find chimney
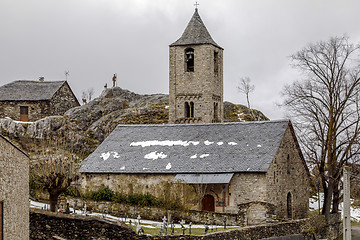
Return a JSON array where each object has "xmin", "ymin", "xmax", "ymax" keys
[{"xmin": 39, "ymin": 77, "xmax": 44, "ymax": 82}]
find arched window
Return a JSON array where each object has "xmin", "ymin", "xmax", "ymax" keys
[
  {"xmin": 287, "ymin": 192, "xmax": 293, "ymax": 219},
  {"xmin": 190, "ymin": 102, "xmax": 194, "ymax": 117},
  {"xmin": 185, "ymin": 48, "xmax": 194, "ymax": 72},
  {"xmin": 185, "ymin": 102, "xmax": 190, "ymax": 118}
]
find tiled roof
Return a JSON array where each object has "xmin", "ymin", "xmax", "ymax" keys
[
  {"xmin": 170, "ymin": 9, "xmax": 222, "ymax": 49},
  {"xmin": 80, "ymin": 120, "xmax": 290, "ymax": 174},
  {"xmin": 0, "ymin": 80, "xmax": 65, "ymax": 101}
]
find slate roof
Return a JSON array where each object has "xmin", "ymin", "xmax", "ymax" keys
[
  {"xmin": 80, "ymin": 120, "xmax": 291, "ymax": 174},
  {"xmin": 170, "ymin": 9, "xmax": 222, "ymax": 49},
  {"xmin": 0, "ymin": 80, "xmax": 65, "ymax": 101}
]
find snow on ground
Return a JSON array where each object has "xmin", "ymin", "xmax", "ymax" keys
[
  {"xmin": 29, "ymin": 200, "xmax": 238, "ymax": 229},
  {"xmin": 310, "ymin": 193, "xmax": 360, "ymax": 222}
]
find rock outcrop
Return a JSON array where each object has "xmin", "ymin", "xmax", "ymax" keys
[{"xmin": 0, "ymin": 87, "xmax": 267, "ymax": 155}]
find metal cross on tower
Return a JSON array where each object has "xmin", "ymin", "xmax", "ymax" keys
[{"xmin": 194, "ymin": 1, "xmax": 199, "ymax": 9}]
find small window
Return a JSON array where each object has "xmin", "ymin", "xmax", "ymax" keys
[
  {"xmin": 287, "ymin": 154, "xmax": 290, "ymax": 174},
  {"xmin": 185, "ymin": 102, "xmax": 190, "ymax": 118},
  {"xmin": 213, "ymin": 102, "xmax": 218, "ymax": 120},
  {"xmin": 214, "ymin": 51, "xmax": 219, "ymax": 73},
  {"xmin": 185, "ymin": 48, "xmax": 194, "ymax": 72},
  {"xmin": 287, "ymin": 192, "xmax": 293, "ymax": 219},
  {"xmin": 20, "ymin": 106, "xmax": 29, "ymax": 122},
  {"xmin": 190, "ymin": 102, "xmax": 194, "ymax": 117}
]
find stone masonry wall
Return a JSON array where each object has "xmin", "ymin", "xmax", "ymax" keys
[
  {"xmin": 81, "ymin": 171, "xmax": 273, "ymax": 221},
  {"xmin": 0, "ymin": 135, "xmax": 29, "ymax": 239},
  {"xmin": 266, "ymin": 125, "xmax": 310, "ymax": 220},
  {"xmin": 50, "ymin": 81, "xmax": 80, "ymax": 116},
  {"xmin": 0, "ymin": 100, "xmax": 50, "ymax": 121},
  {"xmin": 169, "ymin": 44, "xmax": 223, "ymax": 124},
  {"xmin": 81, "ymin": 173, "xmax": 194, "ymax": 207}
]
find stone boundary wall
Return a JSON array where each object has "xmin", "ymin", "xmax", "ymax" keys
[
  {"xmin": 30, "ymin": 210, "xmax": 342, "ymax": 240},
  {"xmin": 66, "ymin": 197, "xmax": 241, "ymax": 226}
]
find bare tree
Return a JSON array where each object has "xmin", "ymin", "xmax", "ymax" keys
[
  {"xmin": 237, "ymin": 77, "xmax": 255, "ymax": 120},
  {"xmin": 192, "ymin": 184, "xmax": 208, "ymax": 210},
  {"xmin": 81, "ymin": 88, "xmax": 95, "ymax": 104},
  {"xmin": 282, "ymin": 36, "xmax": 360, "ymax": 221},
  {"xmin": 30, "ymin": 139, "xmax": 81, "ymax": 212}
]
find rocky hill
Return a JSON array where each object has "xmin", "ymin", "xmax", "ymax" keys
[{"xmin": 0, "ymin": 87, "xmax": 268, "ymax": 155}]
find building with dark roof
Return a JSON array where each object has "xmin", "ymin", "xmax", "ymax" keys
[
  {"xmin": 80, "ymin": 9, "xmax": 310, "ymax": 226},
  {"xmin": 0, "ymin": 134, "xmax": 29, "ymax": 239},
  {"xmin": 80, "ymin": 120, "xmax": 310, "ymax": 224},
  {"xmin": 0, "ymin": 79, "xmax": 79, "ymax": 121}
]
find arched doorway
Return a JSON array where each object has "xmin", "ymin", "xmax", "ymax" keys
[
  {"xmin": 287, "ymin": 192, "xmax": 293, "ymax": 219},
  {"xmin": 202, "ymin": 194, "xmax": 215, "ymax": 212}
]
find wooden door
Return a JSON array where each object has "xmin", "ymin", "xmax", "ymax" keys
[
  {"xmin": 20, "ymin": 106, "xmax": 28, "ymax": 121},
  {"xmin": 202, "ymin": 194, "xmax": 215, "ymax": 212},
  {"xmin": 0, "ymin": 201, "xmax": 3, "ymax": 240}
]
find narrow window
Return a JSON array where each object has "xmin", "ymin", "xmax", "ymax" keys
[
  {"xmin": 185, "ymin": 102, "xmax": 190, "ymax": 118},
  {"xmin": 0, "ymin": 201, "xmax": 3, "ymax": 240},
  {"xmin": 214, "ymin": 51, "xmax": 219, "ymax": 73},
  {"xmin": 190, "ymin": 102, "xmax": 194, "ymax": 117},
  {"xmin": 287, "ymin": 154, "xmax": 290, "ymax": 174},
  {"xmin": 20, "ymin": 106, "xmax": 29, "ymax": 122},
  {"xmin": 213, "ymin": 102, "xmax": 218, "ymax": 121},
  {"xmin": 287, "ymin": 192, "xmax": 292, "ymax": 219},
  {"xmin": 185, "ymin": 48, "xmax": 194, "ymax": 72}
]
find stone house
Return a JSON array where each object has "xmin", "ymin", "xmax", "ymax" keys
[
  {"xmin": 0, "ymin": 79, "xmax": 80, "ymax": 121},
  {"xmin": 80, "ymin": 120, "xmax": 310, "ymax": 224},
  {"xmin": 0, "ymin": 134, "xmax": 29, "ymax": 239}
]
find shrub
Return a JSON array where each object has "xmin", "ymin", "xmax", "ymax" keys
[
  {"xmin": 91, "ymin": 186, "xmax": 114, "ymax": 201},
  {"xmin": 63, "ymin": 186, "xmax": 80, "ymax": 197}
]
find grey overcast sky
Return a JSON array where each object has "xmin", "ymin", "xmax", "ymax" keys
[{"xmin": 1, "ymin": 0, "xmax": 360, "ymax": 120}]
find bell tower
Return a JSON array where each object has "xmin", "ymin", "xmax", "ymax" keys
[{"xmin": 169, "ymin": 8, "xmax": 223, "ymax": 124}]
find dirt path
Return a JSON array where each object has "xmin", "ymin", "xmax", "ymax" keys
[{"xmin": 352, "ymin": 226, "xmax": 360, "ymax": 240}]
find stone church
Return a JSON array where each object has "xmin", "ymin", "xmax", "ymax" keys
[
  {"xmin": 0, "ymin": 134, "xmax": 29, "ymax": 239},
  {"xmin": 0, "ymin": 78, "xmax": 79, "ymax": 122},
  {"xmin": 80, "ymin": 9, "xmax": 310, "ymax": 225}
]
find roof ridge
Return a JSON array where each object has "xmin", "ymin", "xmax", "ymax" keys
[{"xmin": 114, "ymin": 119, "xmax": 290, "ymax": 129}]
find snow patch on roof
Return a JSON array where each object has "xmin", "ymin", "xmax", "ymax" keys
[
  {"xmin": 100, "ymin": 152, "xmax": 111, "ymax": 160},
  {"xmin": 144, "ymin": 151, "xmax": 167, "ymax": 160},
  {"xmin": 166, "ymin": 163, "xmax": 172, "ymax": 170},
  {"xmin": 204, "ymin": 140, "xmax": 214, "ymax": 145},
  {"xmin": 130, "ymin": 140, "xmax": 200, "ymax": 147},
  {"xmin": 120, "ymin": 166, "xmax": 125, "ymax": 170}
]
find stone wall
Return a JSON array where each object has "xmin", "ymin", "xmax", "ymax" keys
[
  {"xmin": 30, "ymin": 209, "xmax": 342, "ymax": 240},
  {"xmin": 0, "ymin": 100, "xmax": 51, "ymax": 121},
  {"xmin": 0, "ymin": 135, "xmax": 29, "ymax": 239},
  {"xmin": 81, "ymin": 173, "xmax": 192, "ymax": 207},
  {"xmin": 169, "ymin": 44, "xmax": 224, "ymax": 124},
  {"xmin": 30, "ymin": 210, "xmax": 141, "ymax": 240},
  {"xmin": 50, "ymin": 81, "xmax": 80, "ymax": 116},
  {"xmin": 65, "ymin": 197, "xmax": 242, "ymax": 226},
  {"xmin": 266, "ymin": 125, "xmax": 310, "ymax": 219}
]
